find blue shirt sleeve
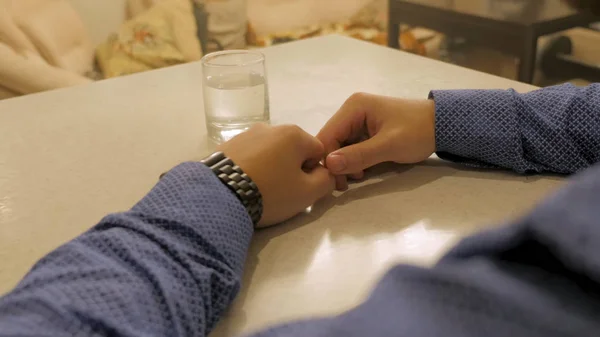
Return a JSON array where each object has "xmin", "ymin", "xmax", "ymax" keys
[
  {"xmin": 249, "ymin": 168, "xmax": 600, "ymax": 337},
  {"xmin": 0, "ymin": 162, "xmax": 253, "ymax": 337},
  {"xmin": 4, "ymin": 84, "xmax": 600, "ymax": 337},
  {"xmin": 431, "ymin": 83, "xmax": 600, "ymax": 174}
]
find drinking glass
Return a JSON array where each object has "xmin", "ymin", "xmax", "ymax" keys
[{"xmin": 201, "ymin": 50, "xmax": 270, "ymax": 143}]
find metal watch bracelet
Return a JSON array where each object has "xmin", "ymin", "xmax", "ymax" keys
[{"xmin": 200, "ymin": 152, "xmax": 263, "ymax": 226}]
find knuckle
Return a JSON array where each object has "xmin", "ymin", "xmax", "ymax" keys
[
  {"xmin": 248, "ymin": 123, "xmax": 268, "ymax": 133},
  {"xmin": 347, "ymin": 92, "xmax": 369, "ymax": 104},
  {"xmin": 315, "ymin": 138, "xmax": 325, "ymax": 152},
  {"xmin": 281, "ymin": 124, "xmax": 304, "ymax": 137},
  {"xmin": 290, "ymin": 124, "xmax": 303, "ymax": 134}
]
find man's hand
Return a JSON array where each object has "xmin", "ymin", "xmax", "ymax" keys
[
  {"xmin": 317, "ymin": 93, "xmax": 436, "ymax": 191},
  {"xmin": 219, "ymin": 124, "xmax": 335, "ymax": 227}
]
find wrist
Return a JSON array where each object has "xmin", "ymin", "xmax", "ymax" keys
[
  {"xmin": 428, "ymin": 90, "xmax": 450, "ymax": 153},
  {"xmin": 200, "ymin": 152, "xmax": 263, "ymax": 227},
  {"xmin": 142, "ymin": 162, "xmax": 254, "ymax": 231},
  {"xmin": 424, "ymin": 99, "xmax": 436, "ymax": 153}
]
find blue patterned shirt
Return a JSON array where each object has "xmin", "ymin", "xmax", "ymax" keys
[
  {"xmin": 1, "ymin": 83, "xmax": 600, "ymax": 336},
  {"xmin": 432, "ymin": 83, "xmax": 600, "ymax": 173}
]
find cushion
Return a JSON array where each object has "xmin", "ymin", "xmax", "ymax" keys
[
  {"xmin": 0, "ymin": 85, "xmax": 19, "ymax": 100},
  {"xmin": 11, "ymin": 0, "xmax": 94, "ymax": 75},
  {"xmin": 97, "ymin": 0, "xmax": 202, "ymax": 78},
  {"xmin": 0, "ymin": 41, "xmax": 91, "ymax": 95}
]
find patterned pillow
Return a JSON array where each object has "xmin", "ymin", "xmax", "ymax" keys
[{"xmin": 97, "ymin": 0, "xmax": 201, "ymax": 78}]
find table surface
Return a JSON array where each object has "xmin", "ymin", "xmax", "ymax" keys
[
  {"xmin": 394, "ymin": 0, "xmax": 581, "ymax": 24},
  {"xmin": 0, "ymin": 36, "xmax": 564, "ymax": 336}
]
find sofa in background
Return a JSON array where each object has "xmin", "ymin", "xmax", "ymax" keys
[
  {"xmin": 0, "ymin": 0, "xmax": 391, "ymax": 100},
  {"xmin": 0, "ymin": 0, "xmax": 94, "ymax": 99}
]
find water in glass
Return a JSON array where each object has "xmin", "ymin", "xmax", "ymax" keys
[{"xmin": 202, "ymin": 51, "xmax": 270, "ymax": 143}]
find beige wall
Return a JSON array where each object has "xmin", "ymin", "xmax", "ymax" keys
[{"xmin": 66, "ymin": 0, "xmax": 126, "ymax": 45}]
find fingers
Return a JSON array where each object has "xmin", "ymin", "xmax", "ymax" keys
[
  {"xmin": 278, "ymin": 125, "xmax": 325, "ymax": 163},
  {"xmin": 317, "ymin": 93, "xmax": 374, "ymax": 191},
  {"xmin": 335, "ymin": 175, "xmax": 348, "ymax": 191},
  {"xmin": 349, "ymin": 171, "xmax": 365, "ymax": 180},
  {"xmin": 303, "ymin": 165, "xmax": 336, "ymax": 200},
  {"xmin": 317, "ymin": 92, "xmax": 373, "ymax": 157},
  {"xmin": 302, "ymin": 158, "xmax": 321, "ymax": 171},
  {"xmin": 325, "ymin": 135, "xmax": 390, "ymax": 175},
  {"xmin": 334, "ymin": 171, "xmax": 363, "ymax": 192}
]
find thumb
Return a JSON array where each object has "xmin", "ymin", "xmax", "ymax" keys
[{"xmin": 325, "ymin": 136, "xmax": 389, "ymax": 174}]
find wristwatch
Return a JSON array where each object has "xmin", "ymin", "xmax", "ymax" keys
[{"xmin": 200, "ymin": 152, "xmax": 263, "ymax": 226}]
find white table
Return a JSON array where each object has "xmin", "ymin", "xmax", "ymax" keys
[{"xmin": 0, "ymin": 36, "xmax": 564, "ymax": 336}]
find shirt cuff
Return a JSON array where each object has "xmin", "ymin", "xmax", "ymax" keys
[{"xmin": 429, "ymin": 89, "xmax": 520, "ymax": 169}]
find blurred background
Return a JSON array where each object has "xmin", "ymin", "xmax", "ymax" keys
[{"xmin": 1, "ymin": 0, "xmax": 599, "ymax": 100}]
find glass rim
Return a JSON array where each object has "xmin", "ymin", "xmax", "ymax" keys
[{"xmin": 201, "ymin": 50, "xmax": 265, "ymax": 67}]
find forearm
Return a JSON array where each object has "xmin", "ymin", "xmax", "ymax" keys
[
  {"xmin": 0, "ymin": 162, "xmax": 253, "ymax": 337},
  {"xmin": 431, "ymin": 83, "xmax": 600, "ymax": 174}
]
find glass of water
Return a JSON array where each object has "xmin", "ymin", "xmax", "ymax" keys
[{"xmin": 201, "ymin": 50, "xmax": 270, "ymax": 143}]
